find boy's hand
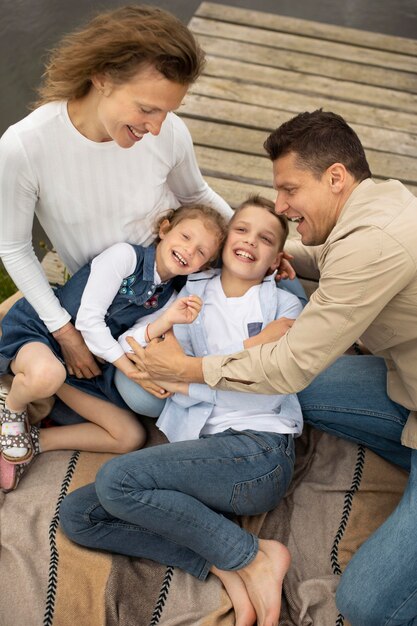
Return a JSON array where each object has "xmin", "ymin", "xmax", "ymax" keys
[{"xmin": 164, "ymin": 295, "xmax": 203, "ymax": 326}]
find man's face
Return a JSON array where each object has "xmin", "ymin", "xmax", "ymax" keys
[{"xmin": 273, "ymin": 152, "xmax": 339, "ymax": 246}]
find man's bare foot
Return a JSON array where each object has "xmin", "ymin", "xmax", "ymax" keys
[
  {"xmin": 211, "ymin": 565, "xmax": 256, "ymax": 626},
  {"xmin": 236, "ymin": 539, "xmax": 291, "ymax": 626}
]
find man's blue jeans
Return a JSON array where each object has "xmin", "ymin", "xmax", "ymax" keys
[
  {"xmin": 298, "ymin": 355, "xmax": 411, "ymax": 470},
  {"xmin": 299, "ymin": 354, "xmax": 415, "ymax": 625},
  {"xmin": 336, "ymin": 448, "xmax": 417, "ymax": 626},
  {"xmin": 60, "ymin": 429, "xmax": 295, "ymax": 580}
]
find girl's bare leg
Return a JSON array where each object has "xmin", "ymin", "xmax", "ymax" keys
[
  {"xmin": 236, "ymin": 539, "xmax": 291, "ymax": 626},
  {"xmin": 211, "ymin": 566, "xmax": 256, "ymax": 626},
  {"xmin": 8, "ymin": 342, "xmax": 67, "ymax": 411},
  {"xmin": 39, "ymin": 383, "xmax": 146, "ymax": 454},
  {"xmin": 3, "ymin": 343, "xmax": 67, "ymax": 459}
]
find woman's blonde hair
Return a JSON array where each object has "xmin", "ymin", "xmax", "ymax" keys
[{"xmin": 35, "ymin": 5, "xmax": 205, "ymax": 106}]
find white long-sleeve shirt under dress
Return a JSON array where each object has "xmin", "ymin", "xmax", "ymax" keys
[
  {"xmin": 0, "ymin": 101, "xmax": 232, "ymax": 332},
  {"xmin": 121, "ymin": 269, "xmax": 304, "ymax": 442}
]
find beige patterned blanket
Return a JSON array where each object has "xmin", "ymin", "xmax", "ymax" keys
[{"xmin": 0, "ymin": 372, "xmax": 407, "ymax": 625}]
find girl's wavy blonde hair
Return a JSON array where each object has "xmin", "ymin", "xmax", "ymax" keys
[{"xmin": 35, "ymin": 5, "xmax": 205, "ymax": 107}]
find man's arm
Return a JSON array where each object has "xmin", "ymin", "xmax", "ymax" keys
[{"xmin": 130, "ymin": 228, "xmax": 414, "ymax": 395}]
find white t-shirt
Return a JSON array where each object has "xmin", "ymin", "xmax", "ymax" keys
[
  {"xmin": 0, "ymin": 101, "xmax": 231, "ymax": 331},
  {"xmin": 198, "ymin": 275, "xmax": 302, "ymax": 436}
]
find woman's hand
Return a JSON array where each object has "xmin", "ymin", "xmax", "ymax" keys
[
  {"xmin": 52, "ymin": 322, "xmax": 101, "ymax": 378},
  {"xmin": 244, "ymin": 318, "xmax": 295, "ymax": 349}
]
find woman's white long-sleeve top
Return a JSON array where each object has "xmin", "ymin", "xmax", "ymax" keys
[{"xmin": 0, "ymin": 101, "xmax": 231, "ymax": 331}]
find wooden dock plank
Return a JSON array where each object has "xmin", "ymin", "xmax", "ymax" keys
[
  {"xmin": 203, "ymin": 56, "xmax": 417, "ymax": 115},
  {"xmin": 195, "ymin": 34, "xmax": 417, "ymax": 94},
  {"xmin": 189, "ymin": 74, "xmax": 417, "ymax": 137},
  {"xmin": 196, "ymin": 2, "xmax": 417, "ymax": 56},
  {"xmin": 190, "ymin": 17, "xmax": 417, "ymax": 73},
  {"xmin": 182, "ymin": 94, "xmax": 417, "ymax": 159}
]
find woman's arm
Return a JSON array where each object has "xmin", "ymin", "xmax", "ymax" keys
[{"xmin": 0, "ymin": 127, "xmax": 71, "ymax": 331}]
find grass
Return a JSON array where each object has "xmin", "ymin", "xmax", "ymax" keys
[{"xmin": 0, "ymin": 264, "xmax": 17, "ymax": 302}]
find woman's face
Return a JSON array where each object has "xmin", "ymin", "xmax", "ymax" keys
[{"xmin": 92, "ymin": 65, "xmax": 188, "ymax": 147}]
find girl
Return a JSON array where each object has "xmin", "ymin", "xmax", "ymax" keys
[
  {"xmin": 60, "ymin": 196, "xmax": 304, "ymax": 626},
  {"xmin": 0, "ymin": 204, "xmax": 226, "ymax": 491}
]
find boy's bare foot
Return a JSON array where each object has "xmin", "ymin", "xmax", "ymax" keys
[
  {"xmin": 237, "ymin": 539, "xmax": 291, "ymax": 626},
  {"xmin": 211, "ymin": 566, "xmax": 256, "ymax": 626}
]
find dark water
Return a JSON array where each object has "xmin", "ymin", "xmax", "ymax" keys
[{"xmin": 1, "ymin": 0, "xmax": 416, "ymax": 259}]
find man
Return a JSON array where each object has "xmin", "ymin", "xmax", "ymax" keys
[{"xmin": 130, "ymin": 110, "xmax": 417, "ymax": 625}]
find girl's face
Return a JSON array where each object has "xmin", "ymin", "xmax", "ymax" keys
[
  {"xmin": 156, "ymin": 218, "xmax": 220, "ymax": 281},
  {"xmin": 91, "ymin": 65, "xmax": 188, "ymax": 147},
  {"xmin": 222, "ymin": 206, "xmax": 284, "ymax": 284}
]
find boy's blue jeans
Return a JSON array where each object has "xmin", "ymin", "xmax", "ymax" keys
[
  {"xmin": 60, "ymin": 428, "xmax": 295, "ymax": 580},
  {"xmin": 299, "ymin": 355, "xmax": 415, "ymax": 625}
]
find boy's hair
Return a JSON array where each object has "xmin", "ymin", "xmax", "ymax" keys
[
  {"xmin": 231, "ymin": 194, "xmax": 289, "ymax": 249},
  {"xmin": 154, "ymin": 204, "xmax": 228, "ymax": 266},
  {"xmin": 264, "ymin": 109, "xmax": 372, "ymax": 182},
  {"xmin": 35, "ymin": 5, "xmax": 205, "ymax": 106}
]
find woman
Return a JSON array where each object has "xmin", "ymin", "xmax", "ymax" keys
[{"xmin": 0, "ymin": 5, "xmax": 232, "ymax": 382}]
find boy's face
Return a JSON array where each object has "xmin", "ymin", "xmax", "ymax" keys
[
  {"xmin": 222, "ymin": 206, "xmax": 283, "ymax": 283},
  {"xmin": 156, "ymin": 217, "xmax": 220, "ymax": 281}
]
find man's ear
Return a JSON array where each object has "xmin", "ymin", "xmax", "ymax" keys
[
  {"xmin": 158, "ymin": 219, "xmax": 171, "ymax": 240},
  {"xmin": 327, "ymin": 163, "xmax": 348, "ymax": 193}
]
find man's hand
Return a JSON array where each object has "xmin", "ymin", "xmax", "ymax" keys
[
  {"xmin": 53, "ymin": 322, "xmax": 101, "ymax": 378},
  {"xmin": 275, "ymin": 251, "xmax": 296, "ymax": 281},
  {"xmin": 129, "ymin": 376, "xmax": 173, "ymax": 399},
  {"xmin": 126, "ymin": 330, "xmax": 204, "ymax": 383},
  {"xmin": 244, "ymin": 318, "xmax": 295, "ymax": 349}
]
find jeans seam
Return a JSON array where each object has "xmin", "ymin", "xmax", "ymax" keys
[
  {"xmin": 385, "ymin": 585, "xmax": 417, "ymax": 625},
  {"xmin": 303, "ymin": 404, "xmax": 407, "ymax": 424}
]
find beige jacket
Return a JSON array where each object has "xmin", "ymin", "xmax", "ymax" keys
[{"xmin": 203, "ymin": 179, "xmax": 417, "ymax": 449}]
